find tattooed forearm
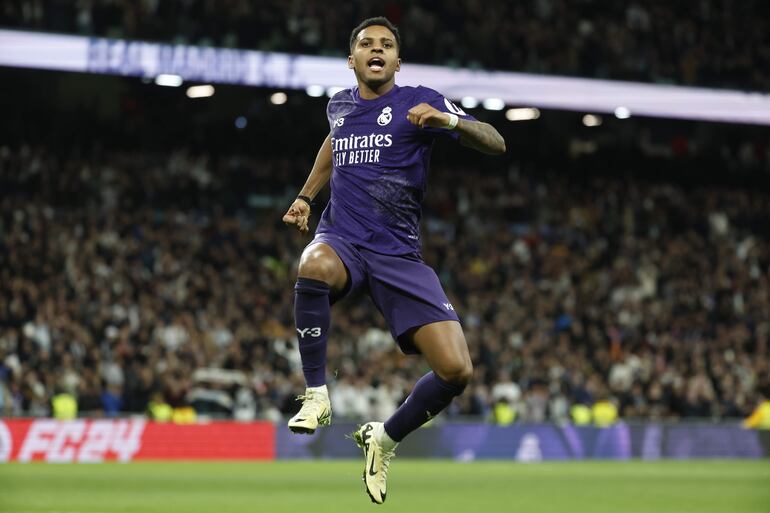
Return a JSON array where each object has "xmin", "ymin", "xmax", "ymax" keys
[{"xmin": 455, "ymin": 119, "xmax": 506, "ymax": 155}]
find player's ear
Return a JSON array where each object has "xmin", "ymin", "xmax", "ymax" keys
[
  {"xmin": 395, "ymin": 57, "xmax": 401, "ymax": 72},
  {"xmin": 348, "ymin": 55, "xmax": 354, "ymax": 69}
]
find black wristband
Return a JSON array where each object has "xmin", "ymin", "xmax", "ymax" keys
[{"xmin": 297, "ymin": 195, "xmax": 313, "ymax": 208}]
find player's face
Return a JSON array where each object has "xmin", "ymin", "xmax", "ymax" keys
[{"xmin": 348, "ymin": 25, "xmax": 401, "ymax": 89}]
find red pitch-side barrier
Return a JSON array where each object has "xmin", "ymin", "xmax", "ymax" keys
[{"xmin": 0, "ymin": 419, "xmax": 275, "ymax": 462}]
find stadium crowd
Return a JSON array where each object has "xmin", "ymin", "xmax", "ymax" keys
[
  {"xmin": 1, "ymin": 140, "xmax": 769, "ymax": 424},
  {"xmin": 0, "ymin": 0, "xmax": 768, "ymax": 90}
]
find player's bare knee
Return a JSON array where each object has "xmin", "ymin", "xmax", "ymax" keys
[
  {"xmin": 438, "ymin": 359, "xmax": 473, "ymax": 388},
  {"xmin": 298, "ymin": 246, "xmax": 342, "ymax": 285},
  {"xmin": 298, "ymin": 257, "xmax": 334, "ymax": 284}
]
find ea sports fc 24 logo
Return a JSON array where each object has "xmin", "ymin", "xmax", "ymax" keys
[{"xmin": 0, "ymin": 419, "xmax": 146, "ymax": 462}]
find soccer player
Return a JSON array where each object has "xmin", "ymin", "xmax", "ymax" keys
[{"xmin": 282, "ymin": 17, "xmax": 505, "ymax": 504}]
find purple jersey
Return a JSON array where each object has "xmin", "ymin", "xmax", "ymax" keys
[{"xmin": 316, "ymin": 85, "xmax": 476, "ymax": 255}]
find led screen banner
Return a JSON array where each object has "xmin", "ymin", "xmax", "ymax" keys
[
  {"xmin": 1, "ymin": 29, "xmax": 770, "ymax": 125},
  {"xmin": 0, "ymin": 419, "xmax": 764, "ymax": 462},
  {"xmin": 0, "ymin": 419, "xmax": 275, "ymax": 462},
  {"xmin": 276, "ymin": 421, "xmax": 766, "ymax": 461}
]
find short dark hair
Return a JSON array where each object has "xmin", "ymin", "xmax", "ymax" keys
[{"xmin": 349, "ymin": 17, "xmax": 401, "ymax": 52}]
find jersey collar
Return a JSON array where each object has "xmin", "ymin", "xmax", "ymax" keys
[{"xmin": 353, "ymin": 84, "xmax": 399, "ymax": 107}]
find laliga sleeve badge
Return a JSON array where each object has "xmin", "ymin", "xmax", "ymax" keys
[
  {"xmin": 444, "ymin": 97, "xmax": 466, "ymax": 116},
  {"xmin": 377, "ymin": 106, "xmax": 393, "ymax": 126}
]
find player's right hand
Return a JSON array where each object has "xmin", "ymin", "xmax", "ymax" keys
[{"xmin": 282, "ymin": 199, "xmax": 311, "ymax": 233}]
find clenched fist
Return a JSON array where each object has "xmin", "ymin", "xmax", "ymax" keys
[
  {"xmin": 282, "ymin": 198, "xmax": 311, "ymax": 233},
  {"xmin": 407, "ymin": 103, "xmax": 453, "ymax": 129}
]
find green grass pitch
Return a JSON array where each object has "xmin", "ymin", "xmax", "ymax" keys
[{"xmin": 1, "ymin": 460, "xmax": 769, "ymax": 513}]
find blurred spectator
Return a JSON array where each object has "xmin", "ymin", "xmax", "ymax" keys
[
  {"xmin": 743, "ymin": 382, "xmax": 770, "ymax": 429},
  {"xmin": 148, "ymin": 392, "xmax": 172, "ymax": 422},
  {"xmin": 592, "ymin": 393, "xmax": 620, "ymax": 427},
  {"xmin": 493, "ymin": 398, "xmax": 516, "ymax": 426},
  {"xmin": 742, "ymin": 395, "xmax": 770, "ymax": 429},
  {"xmin": 51, "ymin": 387, "xmax": 77, "ymax": 420},
  {"xmin": 491, "ymin": 370, "xmax": 522, "ymax": 406},
  {"xmin": 101, "ymin": 384, "xmax": 123, "ymax": 417},
  {"xmin": 171, "ymin": 406, "xmax": 197, "ymax": 424},
  {"xmin": 570, "ymin": 402, "xmax": 592, "ymax": 426}
]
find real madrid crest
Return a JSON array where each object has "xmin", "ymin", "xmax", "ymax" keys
[{"xmin": 377, "ymin": 106, "xmax": 393, "ymax": 126}]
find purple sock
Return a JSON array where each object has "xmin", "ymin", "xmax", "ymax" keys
[
  {"xmin": 294, "ymin": 277, "xmax": 331, "ymax": 387},
  {"xmin": 384, "ymin": 371, "xmax": 466, "ymax": 442}
]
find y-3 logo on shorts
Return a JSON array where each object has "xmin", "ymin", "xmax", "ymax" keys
[
  {"xmin": 297, "ymin": 327, "xmax": 322, "ymax": 338},
  {"xmin": 443, "ymin": 303, "xmax": 454, "ymax": 311}
]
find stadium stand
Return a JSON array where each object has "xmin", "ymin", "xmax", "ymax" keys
[
  {"xmin": 0, "ymin": 0, "xmax": 768, "ymax": 90},
  {"xmin": 2, "ymin": 126, "xmax": 769, "ymax": 422}
]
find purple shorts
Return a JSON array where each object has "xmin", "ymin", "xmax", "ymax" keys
[{"xmin": 310, "ymin": 233, "xmax": 460, "ymax": 354}]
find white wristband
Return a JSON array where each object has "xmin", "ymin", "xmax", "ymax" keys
[{"xmin": 444, "ymin": 113, "xmax": 459, "ymax": 130}]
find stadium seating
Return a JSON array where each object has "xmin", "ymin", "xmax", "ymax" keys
[
  {"xmin": 2, "ymin": 140, "xmax": 769, "ymax": 422},
  {"xmin": 0, "ymin": 0, "xmax": 767, "ymax": 90}
]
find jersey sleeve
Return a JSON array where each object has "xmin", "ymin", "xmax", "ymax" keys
[
  {"xmin": 415, "ymin": 86, "xmax": 477, "ymax": 140},
  {"xmin": 326, "ymin": 89, "xmax": 356, "ymax": 131},
  {"xmin": 325, "ymin": 99, "xmax": 334, "ymax": 130}
]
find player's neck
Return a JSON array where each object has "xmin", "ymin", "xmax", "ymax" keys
[{"xmin": 357, "ymin": 79, "xmax": 396, "ymax": 100}]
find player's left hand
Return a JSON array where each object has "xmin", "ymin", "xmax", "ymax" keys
[
  {"xmin": 407, "ymin": 103, "xmax": 452, "ymax": 129},
  {"xmin": 282, "ymin": 199, "xmax": 311, "ymax": 234}
]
